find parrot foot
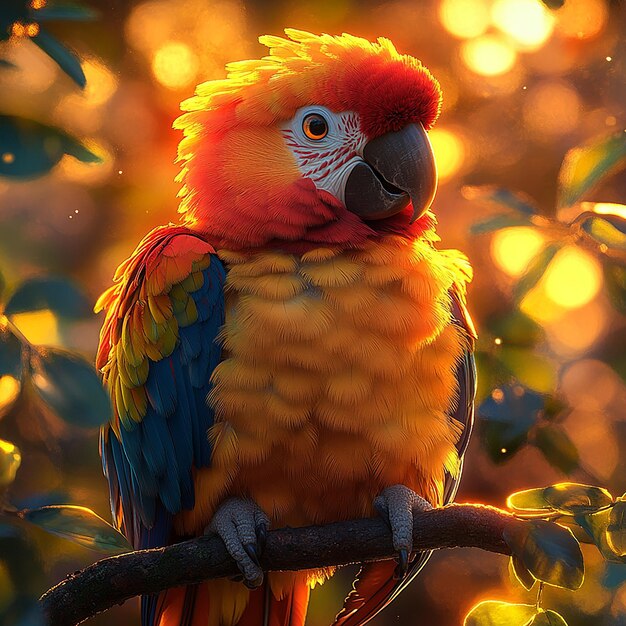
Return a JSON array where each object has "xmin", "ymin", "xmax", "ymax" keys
[
  {"xmin": 205, "ymin": 497, "xmax": 270, "ymax": 588},
  {"xmin": 373, "ymin": 485, "xmax": 433, "ymax": 580}
]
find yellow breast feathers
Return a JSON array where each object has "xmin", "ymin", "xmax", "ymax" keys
[{"xmin": 175, "ymin": 235, "xmax": 472, "ymax": 535}]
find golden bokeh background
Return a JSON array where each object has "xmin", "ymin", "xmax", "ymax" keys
[{"xmin": 1, "ymin": 0, "xmax": 625, "ymax": 625}]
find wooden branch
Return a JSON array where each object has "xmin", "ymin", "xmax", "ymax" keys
[{"xmin": 40, "ymin": 503, "xmax": 521, "ymax": 626}]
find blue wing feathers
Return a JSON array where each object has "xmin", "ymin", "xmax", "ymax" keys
[{"xmin": 101, "ymin": 254, "xmax": 226, "ymax": 558}]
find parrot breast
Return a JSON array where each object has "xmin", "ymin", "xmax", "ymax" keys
[{"xmin": 174, "ymin": 235, "xmax": 471, "ymax": 537}]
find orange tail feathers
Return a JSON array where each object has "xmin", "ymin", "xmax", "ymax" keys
[
  {"xmin": 151, "ymin": 577, "xmax": 310, "ymax": 626},
  {"xmin": 153, "ymin": 585, "xmax": 210, "ymax": 626},
  {"xmin": 238, "ymin": 578, "xmax": 310, "ymax": 626},
  {"xmin": 332, "ymin": 561, "xmax": 397, "ymax": 626}
]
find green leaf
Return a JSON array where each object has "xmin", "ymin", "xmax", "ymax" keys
[
  {"xmin": 20, "ymin": 505, "xmax": 132, "ymax": 553},
  {"xmin": 507, "ymin": 488, "xmax": 553, "ymax": 514},
  {"xmin": 4, "ymin": 276, "xmax": 91, "ymax": 318},
  {"xmin": 504, "ymin": 520, "xmax": 584, "ymax": 589},
  {"xmin": 514, "ymin": 244, "xmax": 561, "ymax": 302},
  {"xmin": 479, "ymin": 384, "xmax": 544, "ymax": 463},
  {"xmin": 580, "ymin": 214, "xmax": 626, "ymax": 251},
  {"xmin": 543, "ymin": 483, "xmax": 613, "ymax": 515},
  {"xmin": 575, "ymin": 507, "xmax": 625, "ymax": 562},
  {"xmin": 31, "ymin": 27, "xmax": 85, "ymax": 88},
  {"xmin": 33, "ymin": 2, "xmax": 99, "ymax": 21},
  {"xmin": 558, "ymin": 133, "xmax": 626, "ymax": 209},
  {"xmin": 0, "ymin": 524, "xmax": 45, "ymax": 596},
  {"xmin": 0, "ymin": 115, "xmax": 100, "ymax": 179},
  {"xmin": 464, "ymin": 185, "xmax": 540, "ymax": 215},
  {"xmin": 604, "ymin": 261, "xmax": 626, "ymax": 315},
  {"xmin": 0, "ymin": 439, "xmax": 20, "ymax": 487},
  {"xmin": 510, "ymin": 555, "xmax": 536, "ymax": 590},
  {"xmin": 471, "ymin": 214, "xmax": 532, "ymax": 235},
  {"xmin": 499, "ymin": 347, "xmax": 557, "ymax": 393},
  {"xmin": 30, "ymin": 347, "xmax": 111, "ymax": 428},
  {"xmin": 530, "ymin": 610, "xmax": 568, "ymax": 626},
  {"xmin": 464, "ymin": 601, "xmax": 537, "ymax": 626},
  {"xmin": 534, "ymin": 426, "xmax": 579, "ymax": 474},
  {"xmin": 486, "ymin": 311, "xmax": 544, "ymax": 348},
  {"xmin": 607, "ymin": 501, "xmax": 626, "ymax": 556},
  {"xmin": 0, "ymin": 325, "xmax": 22, "ymax": 378}
]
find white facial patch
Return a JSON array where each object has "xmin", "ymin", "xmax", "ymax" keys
[{"xmin": 281, "ymin": 106, "xmax": 367, "ymax": 205}]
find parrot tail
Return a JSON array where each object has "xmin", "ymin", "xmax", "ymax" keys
[
  {"xmin": 238, "ymin": 578, "xmax": 310, "ymax": 626},
  {"xmin": 149, "ymin": 585, "xmax": 209, "ymax": 626},
  {"xmin": 148, "ymin": 578, "xmax": 310, "ymax": 626},
  {"xmin": 331, "ymin": 561, "xmax": 398, "ymax": 626}
]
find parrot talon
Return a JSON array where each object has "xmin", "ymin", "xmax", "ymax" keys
[
  {"xmin": 394, "ymin": 549, "xmax": 409, "ymax": 580},
  {"xmin": 205, "ymin": 497, "xmax": 270, "ymax": 587},
  {"xmin": 244, "ymin": 543, "xmax": 261, "ymax": 567},
  {"xmin": 256, "ymin": 523, "xmax": 268, "ymax": 550},
  {"xmin": 374, "ymin": 484, "xmax": 433, "ymax": 580}
]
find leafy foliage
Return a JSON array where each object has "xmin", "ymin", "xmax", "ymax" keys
[
  {"xmin": 0, "ymin": 115, "xmax": 101, "ymax": 179},
  {"xmin": 19, "ymin": 505, "xmax": 132, "ymax": 553},
  {"xmin": 503, "ymin": 521, "xmax": 584, "ymax": 590},
  {"xmin": 0, "ymin": 0, "xmax": 97, "ymax": 86},
  {"xmin": 29, "ymin": 347, "xmax": 112, "ymax": 427},
  {"xmin": 0, "ymin": 275, "xmax": 109, "ymax": 428}
]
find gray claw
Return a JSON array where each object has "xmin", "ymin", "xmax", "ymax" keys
[
  {"xmin": 394, "ymin": 548, "xmax": 409, "ymax": 580},
  {"xmin": 374, "ymin": 485, "xmax": 433, "ymax": 579},
  {"xmin": 244, "ymin": 543, "xmax": 260, "ymax": 567},
  {"xmin": 205, "ymin": 497, "xmax": 270, "ymax": 587},
  {"xmin": 256, "ymin": 523, "xmax": 267, "ymax": 549}
]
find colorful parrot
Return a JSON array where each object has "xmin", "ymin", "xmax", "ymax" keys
[{"xmin": 96, "ymin": 29, "xmax": 477, "ymax": 626}]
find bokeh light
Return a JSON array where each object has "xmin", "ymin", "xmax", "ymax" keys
[
  {"xmin": 523, "ymin": 80, "xmax": 581, "ymax": 137},
  {"xmin": 429, "ymin": 128, "xmax": 465, "ymax": 181},
  {"xmin": 554, "ymin": 0, "xmax": 608, "ymax": 40},
  {"xmin": 0, "ymin": 376, "xmax": 20, "ymax": 413},
  {"xmin": 439, "ymin": 0, "xmax": 490, "ymax": 39},
  {"xmin": 151, "ymin": 41, "xmax": 198, "ymax": 89},
  {"xmin": 543, "ymin": 246, "xmax": 602, "ymax": 309},
  {"xmin": 460, "ymin": 35, "xmax": 517, "ymax": 76},
  {"xmin": 490, "ymin": 227, "xmax": 545, "ymax": 277},
  {"xmin": 11, "ymin": 310, "xmax": 60, "ymax": 346},
  {"xmin": 491, "ymin": 0, "xmax": 554, "ymax": 50},
  {"xmin": 546, "ymin": 300, "xmax": 607, "ymax": 354}
]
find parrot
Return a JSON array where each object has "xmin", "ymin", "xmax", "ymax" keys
[{"xmin": 96, "ymin": 29, "xmax": 477, "ymax": 626}]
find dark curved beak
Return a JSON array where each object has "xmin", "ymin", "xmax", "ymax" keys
[{"xmin": 343, "ymin": 123, "xmax": 438, "ymax": 222}]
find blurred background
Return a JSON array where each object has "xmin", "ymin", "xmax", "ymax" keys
[{"xmin": 1, "ymin": 0, "xmax": 626, "ymax": 624}]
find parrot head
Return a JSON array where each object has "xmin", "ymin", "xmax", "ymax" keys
[{"xmin": 175, "ymin": 29, "xmax": 442, "ymax": 250}]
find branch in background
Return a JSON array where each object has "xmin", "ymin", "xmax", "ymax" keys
[{"xmin": 40, "ymin": 503, "xmax": 519, "ymax": 626}]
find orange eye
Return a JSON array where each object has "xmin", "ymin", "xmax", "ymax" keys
[{"xmin": 302, "ymin": 113, "xmax": 328, "ymax": 140}]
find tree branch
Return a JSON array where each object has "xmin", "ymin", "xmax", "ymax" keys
[{"xmin": 40, "ymin": 503, "xmax": 521, "ymax": 626}]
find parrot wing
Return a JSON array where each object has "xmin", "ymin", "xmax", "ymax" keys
[
  {"xmin": 332, "ymin": 287, "xmax": 477, "ymax": 626},
  {"xmin": 97, "ymin": 225, "xmax": 226, "ymax": 554}
]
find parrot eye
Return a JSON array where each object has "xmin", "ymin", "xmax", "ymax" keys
[{"xmin": 302, "ymin": 113, "xmax": 329, "ymax": 140}]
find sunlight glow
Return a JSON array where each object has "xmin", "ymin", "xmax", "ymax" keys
[
  {"xmin": 590, "ymin": 203, "xmax": 626, "ymax": 219},
  {"xmin": 554, "ymin": 0, "xmax": 607, "ymax": 40},
  {"xmin": 547, "ymin": 301, "xmax": 607, "ymax": 353},
  {"xmin": 543, "ymin": 247, "xmax": 603, "ymax": 309},
  {"xmin": 152, "ymin": 41, "xmax": 198, "ymax": 89},
  {"xmin": 0, "ymin": 377, "xmax": 20, "ymax": 413},
  {"xmin": 490, "ymin": 227, "xmax": 546, "ymax": 277},
  {"xmin": 0, "ymin": 438, "xmax": 21, "ymax": 487},
  {"xmin": 428, "ymin": 129, "xmax": 465, "ymax": 181},
  {"xmin": 461, "ymin": 35, "xmax": 517, "ymax": 76},
  {"xmin": 491, "ymin": 0, "xmax": 554, "ymax": 50},
  {"xmin": 439, "ymin": 0, "xmax": 490, "ymax": 39},
  {"xmin": 523, "ymin": 81, "xmax": 581, "ymax": 137},
  {"xmin": 11, "ymin": 310, "xmax": 59, "ymax": 346}
]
